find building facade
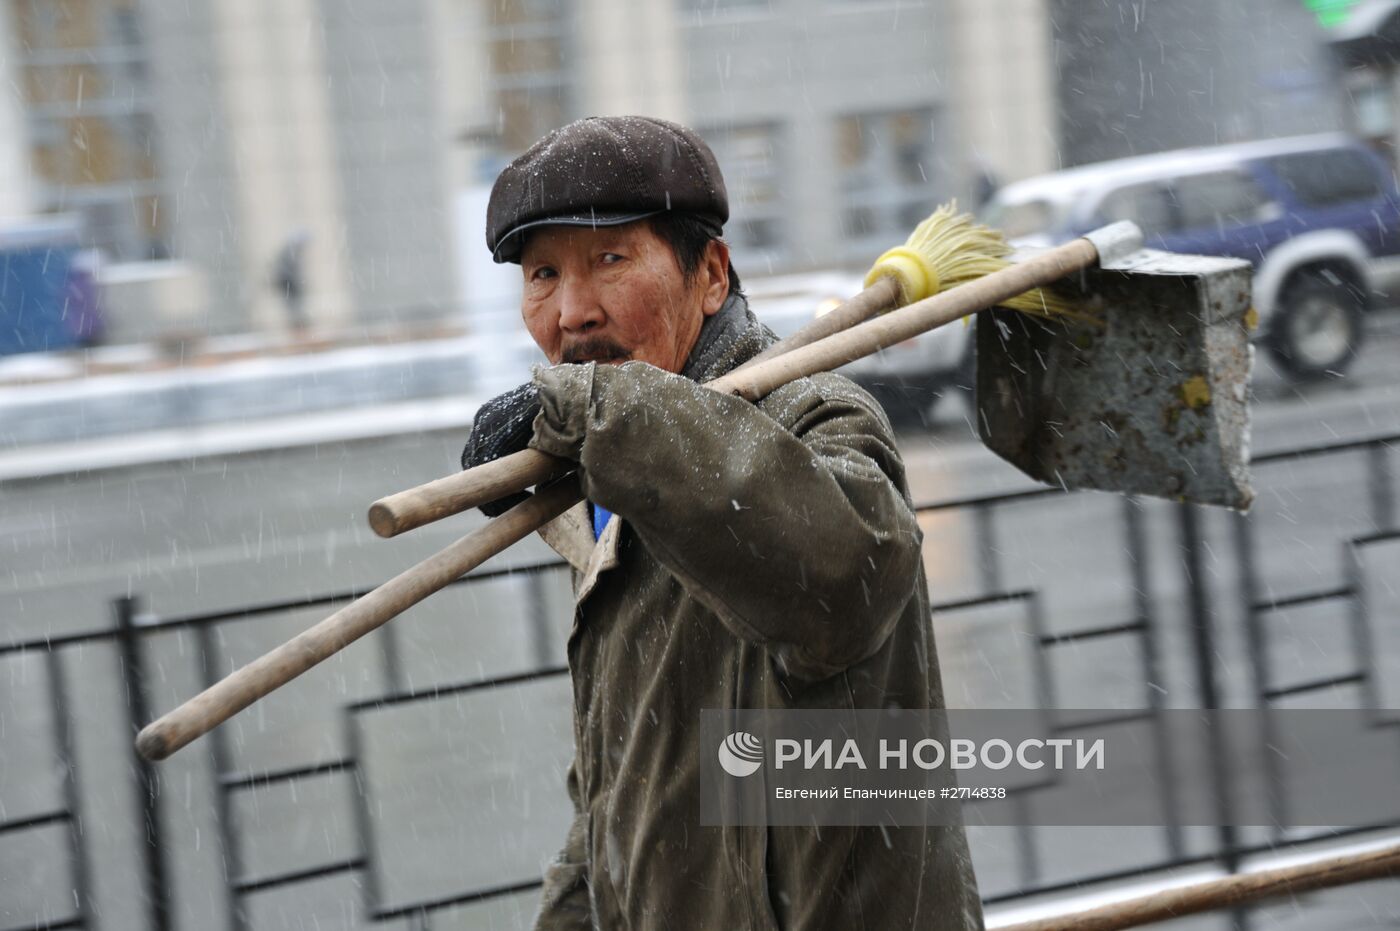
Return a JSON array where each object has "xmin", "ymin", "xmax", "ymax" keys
[
  {"xmin": 452, "ymin": 0, "xmax": 1060, "ymax": 281},
  {"xmin": 2, "ymin": 0, "xmax": 1066, "ymax": 339},
  {"xmin": 2, "ymin": 0, "xmax": 458, "ymax": 337}
]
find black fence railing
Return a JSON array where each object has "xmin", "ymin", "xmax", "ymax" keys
[{"xmin": 2, "ymin": 432, "xmax": 1397, "ymax": 931}]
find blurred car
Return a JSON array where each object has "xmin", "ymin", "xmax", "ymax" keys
[{"xmin": 983, "ymin": 133, "xmax": 1400, "ymax": 380}]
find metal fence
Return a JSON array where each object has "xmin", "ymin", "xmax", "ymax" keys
[{"xmin": 2, "ymin": 431, "xmax": 1397, "ymax": 931}]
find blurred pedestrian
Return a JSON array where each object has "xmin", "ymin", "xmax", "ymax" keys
[{"xmin": 272, "ymin": 229, "xmax": 310, "ymax": 335}]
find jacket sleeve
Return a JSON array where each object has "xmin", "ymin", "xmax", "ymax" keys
[
  {"xmin": 529, "ymin": 360, "xmax": 922, "ymax": 682},
  {"xmin": 532, "ymin": 758, "xmax": 593, "ymax": 930}
]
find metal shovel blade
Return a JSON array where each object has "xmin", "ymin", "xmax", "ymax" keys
[{"xmin": 976, "ymin": 248, "xmax": 1254, "ymax": 511}]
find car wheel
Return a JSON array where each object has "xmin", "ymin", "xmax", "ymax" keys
[{"xmin": 1268, "ymin": 274, "xmax": 1364, "ymax": 381}]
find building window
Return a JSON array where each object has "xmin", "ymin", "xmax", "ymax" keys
[
  {"xmin": 701, "ymin": 123, "xmax": 785, "ymax": 263},
  {"xmin": 836, "ymin": 109, "xmax": 937, "ymax": 257},
  {"xmin": 486, "ymin": 0, "xmax": 572, "ymax": 162},
  {"xmin": 10, "ymin": 0, "xmax": 167, "ymax": 260}
]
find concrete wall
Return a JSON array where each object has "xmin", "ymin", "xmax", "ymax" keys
[
  {"xmin": 676, "ymin": 0, "xmax": 948, "ymax": 270},
  {"xmin": 945, "ymin": 0, "xmax": 1058, "ymax": 184},
  {"xmin": 577, "ymin": 0, "xmax": 687, "ymax": 121},
  {"xmin": 209, "ymin": 0, "xmax": 356, "ymax": 333},
  {"xmin": 319, "ymin": 0, "xmax": 458, "ymax": 327},
  {"xmin": 141, "ymin": 0, "xmax": 246, "ymax": 333}
]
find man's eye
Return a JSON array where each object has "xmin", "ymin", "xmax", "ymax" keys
[
  {"xmin": 600, "ymin": 252, "xmax": 624, "ymax": 264},
  {"xmin": 530, "ymin": 266, "xmax": 557, "ymax": 281}
]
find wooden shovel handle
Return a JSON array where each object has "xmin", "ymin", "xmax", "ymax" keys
[
  {"xmin": 368, "ymin": 449, "xmax": 572, "ymax": 538},
  {"xmin": 136, "ymin": 476, "xmax": 584, "ymax": 761},
  {"xmin": 1000, "ymin": 841, "xmax": 1400, "ymax": 931}
]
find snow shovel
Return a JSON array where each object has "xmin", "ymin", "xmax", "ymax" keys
[
  {"xmin": 135, "ymin": 221, "xmax": 1254, "ymax": 762},
  {"xmin": 976, "ymin": 247, "xmax": 1255, "ymax": 510},
  {"xmin": 368, "ymin": 223, "xmax": 1253, "ymax": 539}
]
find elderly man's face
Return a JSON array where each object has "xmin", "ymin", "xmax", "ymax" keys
[{"xmin": 519, "ymin": 222, "xmax": 729, "ymax": 373}]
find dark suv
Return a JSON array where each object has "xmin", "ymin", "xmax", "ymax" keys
[{"xmin": 984, "ymin": 134, "xmax": 1400, "ymax": 379}]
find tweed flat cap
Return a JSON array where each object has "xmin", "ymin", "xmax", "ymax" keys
[{"xmin": 486, "ymin": 115, "xmax": 729, "ymax": 263}]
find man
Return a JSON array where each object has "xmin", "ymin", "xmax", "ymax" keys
[{"xmin": 464, "ymin": 116, "xmax": 982, "ymax": 931}]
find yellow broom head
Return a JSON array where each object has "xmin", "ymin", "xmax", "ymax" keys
[{"xmin": 863, "ymin": 202, "xmax": 1087, "ymax": 322}]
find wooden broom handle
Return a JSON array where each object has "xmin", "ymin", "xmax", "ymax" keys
[
  {"xmin": 370, "ymin": 238, "xmax": 1098, "ymax": 538},
  {"xmin": 1000, "ymin": 841, "xmax": 1400, "ymax": 931}
]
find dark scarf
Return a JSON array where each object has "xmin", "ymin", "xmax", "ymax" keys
[{"xmin": 680, "ymin": 291, "xmax": 773, "ymax": 383}]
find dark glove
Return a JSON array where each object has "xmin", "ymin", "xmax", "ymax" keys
[{"xmin": 461, "ymin": 382, "xmax": 542, "ymax": 517}]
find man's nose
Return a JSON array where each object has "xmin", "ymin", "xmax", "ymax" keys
[{"xmin": 557, "ymin": 278, "xmax": 605, "ymax": 333}]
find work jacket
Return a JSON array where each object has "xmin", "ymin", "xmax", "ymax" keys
[{"xmin": 527, "ymin": 297, "xmax": 984, "ymax": 931}]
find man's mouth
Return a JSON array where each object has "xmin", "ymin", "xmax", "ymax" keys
[{"xmin": 562, "ymin": 339, "xmax": 631, "ymax": 365}]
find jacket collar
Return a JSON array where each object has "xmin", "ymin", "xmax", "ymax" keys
[{"xmin": 681, "ymin": 291, "xmax": 772, "ymax": 383}]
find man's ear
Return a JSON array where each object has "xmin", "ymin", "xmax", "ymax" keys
[{"xmin": 700, "ymin": 238, "xmax": 730, "ymax": 317}]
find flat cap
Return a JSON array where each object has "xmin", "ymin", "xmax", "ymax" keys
[{"xmin": 486, "ymin": 115, "xmax": 729, "ymax": 263}]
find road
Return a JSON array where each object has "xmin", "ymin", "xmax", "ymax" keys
[{"xmin": 2, "ymin": 316, "xmax": 1399, "ymax": 929}]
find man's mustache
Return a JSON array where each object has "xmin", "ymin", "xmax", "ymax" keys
[{"xmin": 561, "ymin": 338, "xmax": 631, "ymax": 365}]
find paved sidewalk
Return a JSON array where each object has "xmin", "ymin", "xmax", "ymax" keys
[
  {"xmin": 0, "ymin": 322, "xmax": 540, "ymax": 452},
  {"xmin": 0, "ymin": 321, "xmax": 467, "ymax": 387}
]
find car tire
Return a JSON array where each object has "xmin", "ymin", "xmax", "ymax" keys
[{"xmin": 1268, "ymin": 273, "xmax": 1365, "ymax": 381}]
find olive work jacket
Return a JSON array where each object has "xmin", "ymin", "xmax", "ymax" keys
[{"xmin": 525, "ymin": 298, "xmax": 983, "ymax": 931}]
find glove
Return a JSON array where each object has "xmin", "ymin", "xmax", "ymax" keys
[{"xmin": 460, "ymin": 382, "xmax": 542, "ymax": 517}]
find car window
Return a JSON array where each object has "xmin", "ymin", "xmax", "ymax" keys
[
  {"xmin": 981, "ymin": 198, "xmax": 1061, "ymax": 238},
  {"xmin": 1097, "ymin": 182, "xmax": 1175, "ymax": 233},
  {"xmin": 1267, "ymin": 150, "xmax": 1383, "ymax": 207},
  {"xmin": 1172, "ymin": 170, "xmax": 1274, "ymax": 230}
]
